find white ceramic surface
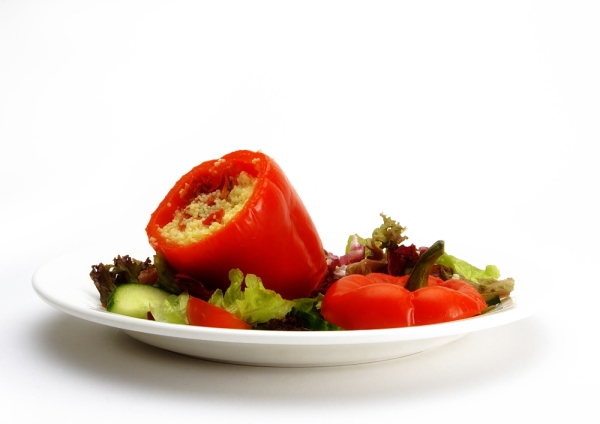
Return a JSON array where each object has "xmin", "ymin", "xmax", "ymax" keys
[{"xmin": 32, "ymin": 246, "xmax": 537, "ymax": 367}]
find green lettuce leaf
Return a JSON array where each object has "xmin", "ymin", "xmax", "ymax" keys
[
  {"xmin": 476, "ymin": 277, "xmax": 516, "ymax": 302},
  {"xmin": 153, "ymin": 250, "xmax": 182, "ymax": 295},
  {"xmin": 435, "ymin": 253, "xmax": 501, "ymax": 282},
  {"xmin": 150, "ymin": 292, "xmax": 190, "ymax": 324},
  {"xmin": 293, "ymin": 293, "xmax": 324, "ymax": 314},
  {"xmin": 289, "ymin": 294, "xmax": 343, "ymax": 331},
  {"xmin": 209, "ymin": 269, "xmax": 295, "ymax": 326}
]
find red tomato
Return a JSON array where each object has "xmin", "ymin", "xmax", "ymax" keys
[
  {"xmin": 321, "ymin": 274, "xmax": 414, "ymax": 330},
  {"xmin": 186, "ymin": 296, "xmax": 251, "ymax": 330}
]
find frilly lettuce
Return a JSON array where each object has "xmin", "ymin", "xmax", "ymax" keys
[
  {"xmin": 150, "ymin": 292, "xmax": 190, "ymax": 324},
  {"xmin": 208, "ymin": 269, "xmax": 295, "ymax": 325},
  {"xmin": 371, "ymin": 213, "xmax": 408, "ymax": 250}
]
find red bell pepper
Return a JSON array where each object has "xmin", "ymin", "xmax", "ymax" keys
[
  {"xmin": 145, "ymin": 150, "xmax": 327, "ymax": 300},
  {"xmin": 402, "ymin": 274, "xmax": 486, "ymax": 325},
  {"xmin": 321, "ymin": 273, "xmax": 486, "ymax": 330},
  {"xmin": 411, "ymin": 281, "xmax": 486, "ymax": 326},
  {"xmin": 320, "ymin": 241, "xmax": 487, "ymax": 330},
  {"xmin": 404, "ymin": 241, "xmax": 487, "ymax": 326},
  {"xmin": 320, "ymin": 273, "xmax": 414, "ymax": 330}
]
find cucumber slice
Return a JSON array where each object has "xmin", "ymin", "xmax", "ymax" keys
[{"xmin": 106, "ymin": 284, "xmax": 171, "ymax": 319}]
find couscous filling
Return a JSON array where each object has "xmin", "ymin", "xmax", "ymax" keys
[{"xmin": 160, "ymin": 170, "xmax": 256, "ymax": 245}]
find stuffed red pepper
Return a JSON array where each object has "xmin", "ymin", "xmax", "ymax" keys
[{"xmin": 145, "ymin": 150, "xmax": 327, "ymax": 300}]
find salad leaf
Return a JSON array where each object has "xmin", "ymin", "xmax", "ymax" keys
[
  {"xmin": 90, "ymin": 263, "xmax": 115, "ymax": 307},
  {"xmin": 433, "ymin": 253, "xmax": 515, "ymax": 303},
  {"xmin": 293, "ymin": 293, "xmax": 324, "ymax": 314},
  {"xmin": 435, "ymin": 253, "xmax": 501, "ymax": 282},
  {"xmin": 253, "ymin": 315, "xmax": 312, "ymax": 331},
  {"xmin": 90, "ymin": 255, "xmax": 153, "ymax": 306},
  {"xmin": 345, "ymin": 258, "xmax": 387, "ymax": 276},
  {"xmin": 343, "ymin": 213, "xmax": 406, "ymax": 261},
  {"xmin": 173, "ymin": 273, "xmax": 214, "ymax": 301},
  {"xmin": 290, "ymin": 293, "xmax": 343, "ymax": 331},
  {"xmin": 219, "ymin": 268, "xmax": 245, "ymax": 309},
  {"xmin": 153, "ymin": 251, "xmax": 182, "ymax": 295},
  {"xmin": 476, "ymin": 277, "xmax": 516, "ymax": 302},
  {"xmin": 326, "ymin": 214, "xmax": 408, "ymax": 281},
  {"xmin": 112, "ymin": 255, "xmax": 153, "ymax": 285},
  {"xmin": 209, "ymin": 269, "xmax": 295, "ymax": 325},
  {"xmin": 150, "ymin": 292, "xmax": 190, "ymax": 324},
  {"xmin": 387, "ymin": 244, "xmax": 421, "ymax": 276},
  {"xmin": 430, "ymin": 263, "xmax": 455, "ymax": 281},
  {"xmin": 371, "ymin": 213, "xmax": 407, "ymax": 250},
  {"xmin": 345, "ymin": 234, "xmax": 368, "ymax": 259},
  {"xmin": 289, "ymin": 308, "xmax": 344, "ymax": 331}
]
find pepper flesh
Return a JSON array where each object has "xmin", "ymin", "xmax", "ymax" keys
[{"xmin": 145, "ymin": 150, "xmax": 327, "ymax": 300}]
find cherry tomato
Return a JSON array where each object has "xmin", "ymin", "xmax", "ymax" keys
[
  {"xmin": 186, "ymin": 296, "xmax": 251, "ymax": 329},
  {"xmin": 321, "ymin": 274, "xmax": 414, "ymax": 330}
]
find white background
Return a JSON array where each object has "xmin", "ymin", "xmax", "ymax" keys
[{"xmin": 1, "ymin": 1, "xmax": 598, "ymax": 422}]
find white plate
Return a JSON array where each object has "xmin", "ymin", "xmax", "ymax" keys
[{"xmin": 32, "ymin": 245, "xmax": 540, "ymax": 367}]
